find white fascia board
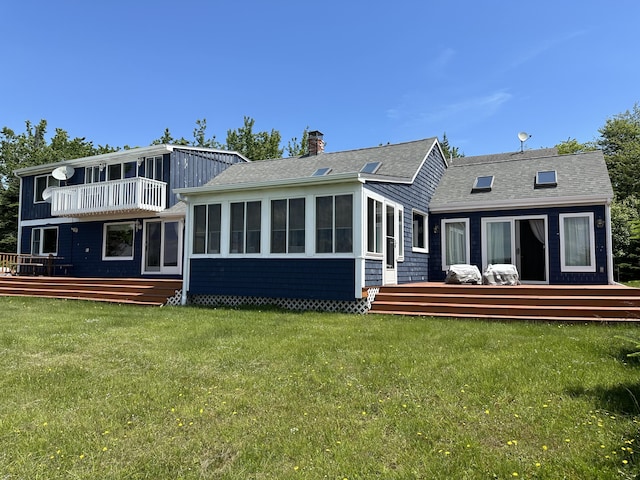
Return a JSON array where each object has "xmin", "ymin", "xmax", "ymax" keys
[
  {"xmin": 13, "ymin": 144, "xmax": 249, "ymax": 177},
  {"xmin": 429, "ymin": 195, "xmax": 613, "ymax": 214},
  {"xmin": 13, "ymin": 145, "xmax": 172, "ymax": 176},
  {"xmin": 174, "ymin": 172, "xmax": 364, "ymax": 197}
]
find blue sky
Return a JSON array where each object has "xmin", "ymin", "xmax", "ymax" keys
[{"xmin": 2, "ymin": 1, "xmax": 638, "ymax": 156}]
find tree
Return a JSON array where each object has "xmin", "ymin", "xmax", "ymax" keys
[
  {"xmin": 440, "ymin": 132, "xmax": 463, "ymax": 160},
  {"xmin": 225, "ymin": 116, "xmax": 283, "ymax": 160},
  {"xmin": 0, "ymin": 120, "xmax": 116, "ymax": 252},
  {"xmin": 192, "ymin": 118, "xmax": 221, "ymax": 149},
  {"xmin": 555, "ymin": 137, "xmax": 598, "ymax": 155},
  {"xmin": 598, "ymin": 103, "xmax": 640, "ymax": 200},
  {"xmin": 151, "ymin": 127, "xmax": 188, "ymax": 146},
  {"xmin": 285, "ymin": 127, "xmax": 309, "ymax": 157}
]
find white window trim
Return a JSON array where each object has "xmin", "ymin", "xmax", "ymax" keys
[
  {"xmin": 365, "ymin": 196, "xmax": 384, "ymax": 257},
  {"xmin": 412, "ymin": 209, "xmax": 429, "ymax": 254},
  {"xmin": 441, "ymin": 218, "xmax": 470, "ymax": 270},
  {"xmin": 102, "ymin": 221, "xmax": 135, "ymax": 261},
  {"xmin": 31, "ymin": 226, "xmax": 58, "ymax": 255},
  {"xmin": 397, "ymin": 205, "xmax": 405, "ymax": 262},
  {"xmin": 559, "ymin": 212, "xmax": 596, "ymax": 272}
]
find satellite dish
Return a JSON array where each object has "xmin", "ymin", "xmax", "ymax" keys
[
  {"xmin": 517, "ymin": 132, "xmax": 531, "ymax": 152},
  {"xmin": 42, "ymin": 187, "xmax": 54, "ymax": 203},
  {"xmin": 52, "ymin": 165, "xmax": 75, "ymax": 180}
]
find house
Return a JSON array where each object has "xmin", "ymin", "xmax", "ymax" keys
[
  {"xmin": 428, "ymin": 148, "xmax": 615, "ymax": 285},
  {"xmin": 175, "ymin": 132, "xmax": 448, "ymax": 312},
  {"xmin": 13, "ymin": 145, "xmax": 248, "ymax": 278}
]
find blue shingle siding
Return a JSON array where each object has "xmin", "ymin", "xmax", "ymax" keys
[
  {"xmin": 169, "ymin": 150, "xmax": 245, "ymax": 207},
  {"xmin": 364, "ymin": 259, "xmax": 383, "ymax": 285},
  {"xmin": 364, "ymin": 147, "xmax": 447, "ymax": 285},
  {"xmin": 429, "ymin": 205, "xmax": 610, "ymax": 284},
  {"xmin": 189, "ymin": 258, "xmax": 357, "ymax": 301}
]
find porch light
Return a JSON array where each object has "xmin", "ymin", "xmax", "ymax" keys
[
  {"xmin": 596, "ymin": 218, "xmax": 605, "ymax": 228},
  {"xmin": 135, "ymin": 220, "xmax": 142, "ymax": 231}
]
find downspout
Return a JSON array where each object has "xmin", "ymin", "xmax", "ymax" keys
[
  {"xmin": 605, "ymin": 199, "xmax": 615, "ymax": 285},
  {"xmin": 179, "ymin": 194, "xmax": 191, "ymax": 305}
]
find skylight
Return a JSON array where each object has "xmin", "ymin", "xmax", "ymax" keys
[
  {"xmin": 472, "ymin": 175, "xmax": 494, "ymax": 192},
  {"xmin": 311, "ymin": 167, "xmax": 332, "ymax": 177},
  {"xmin": 360, "ymin": 161, "xmax": 382, "ymax": 174},
  {"xmin": 535, "ymin": 170, "xmax": 557, "ymax": 188}
]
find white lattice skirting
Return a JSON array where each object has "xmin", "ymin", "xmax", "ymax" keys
[{"xmin": 187, "ymin": 290, "xmax": 379, "ymax": 315}]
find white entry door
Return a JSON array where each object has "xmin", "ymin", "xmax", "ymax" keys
[{"xmin": 143, "ymin": 219, "xmax": 183, "ymax": 275}]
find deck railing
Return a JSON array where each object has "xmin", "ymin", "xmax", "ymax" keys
[{"xmin": 50, "ymin": 177, "xmax": 166, "ymax": 216}]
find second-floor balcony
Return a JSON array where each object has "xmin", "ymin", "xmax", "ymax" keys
[{"xmin": 50, "ymin": 177, "xmax": 167, "ymax": 217}]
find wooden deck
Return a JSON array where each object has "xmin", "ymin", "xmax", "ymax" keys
[
  {"xmin": 0, "ymin": 275, "xmax": 182, "ymax": 306},
  {"xmin": 368, "ymin": 282, "xmax": 640, "ymax": 322}
]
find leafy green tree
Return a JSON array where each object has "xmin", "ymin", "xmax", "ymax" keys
[
  {"xmin": 440, "ymin": 132, "xmax": 463, "ymax": 160},
  {"xmin": 0, "ymin": 120, "xmax": 115, "ymax": 252},
  {"xmin": 192, "ymin": 118, "xmax": 221, "ymax": 149},
  {"xmin": 225, "ymin": 116, "xmax": 283, "ymax": 160},
  {"xmin": 598, "ymin": 103, "xmax": 640, "ymax": 200},
  {"xmin": 555, "ymin": 137, "xmax": 598, "ymax": 154},
  {"xmin": 285, "ymin": 127, "xmax": 309, "ymax": 157},
  {"xmin": 611, "ymin": 196, "xmax": 640, "ymax": 281}
]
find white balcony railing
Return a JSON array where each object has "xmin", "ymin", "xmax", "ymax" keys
[{"xmin": 50, "ymin": 177, "xmax": 167, "ymax": 216}]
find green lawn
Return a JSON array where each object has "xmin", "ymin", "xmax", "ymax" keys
[{"xmin": 1, "ymin": 297, "xmax": 640, "ymax": 479}]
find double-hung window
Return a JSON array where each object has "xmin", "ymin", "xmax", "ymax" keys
[
  {"xmin": 31, "ymin": 227, "xmax": 58, "ymax": 255},
  {"xmin": 316, "ymin": 194, "xmax": 353, "ymax": 253},
  {"xmin": 271, "ymin": 198, "xmax": 305, "ymax": 253},
  {"xmin": 412, "ymin": 210, "xmax": 428, "ymax": 252},
  {"xmin": 193, "ymin": 204, "xmax": 221, "ymax": 254},
  {"xmin": 559, "ymin": 213, "xmax": 596, "ymax": 272},
  {"xmin": 230, "ymin": 201, "xmax": 261, "ymax": 254},
  {"xmin": 34, "ymin": 175, "xmax": 60, "ymax": 203}
]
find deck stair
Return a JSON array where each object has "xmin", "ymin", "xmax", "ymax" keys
[
  {"xmin": 0, "ymin": 276, "xmax": 182, "ymax": 306},
  {"xmin": 368, "ymin": 283, "xmax": 640, "ymax": 322}
]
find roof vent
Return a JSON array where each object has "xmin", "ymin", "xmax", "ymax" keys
[{"xmin": 308, "ymin": 130, "xmax": 325, "ymax": 156}]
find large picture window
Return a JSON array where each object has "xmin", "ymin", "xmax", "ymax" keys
[
  {"xmin": 230, "ymin": 201, "xmax": 261, "ymax": 254},
  {"xmin": 193, "ymin": 204, "xmax": 221, "ymax": 254},
  {"xmin": 31, "ymin": 227, "xmax": 58, "ymax": 255},
  {"xmin": 316, "ymin": 194, "xmax": 353, "ymax": 253},
  {"xmin": 103, "ymin": 223, "xmax": 134, "ymax": 260},
  {"xmin": 559, "ymin": 213, "xmax": 596, "ymax": 272},
  {"xmin": 271, "ymin": 198, "xmax": 305, "ymax": 253},
  {"xmin": 442, "ymin": 219, "xmax": 470, "ymax": 268}
]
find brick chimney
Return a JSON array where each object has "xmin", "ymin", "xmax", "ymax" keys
[{"xmin": 308, "ymin": 130, "xmax": 325, "ymax": 156}]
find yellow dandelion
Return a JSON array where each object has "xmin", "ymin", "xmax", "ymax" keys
[
  {"xmin": 535, "ymin": 462, "xmax": 541, "ymax": 468},
  {"xmin": 542, "ymin": 445, "xmax": 548, "ymax": 451},
  {"xmin": 102, "ymin": 447, "xmax": 108, "ymax": 452},
  {"xmin": 623, "ymin": 460, "xmax": 629, "ymax": 465},
  {"xmin": 512, "ymin": 473, "xmax": 519, "ymax": 477}
]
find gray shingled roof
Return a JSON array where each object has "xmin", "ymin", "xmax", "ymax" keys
[
  {"xmin": 430, "ymin": 149, "xmax": 613, "ymax": 212},
  {"xmin": 196, "ymin": 137, "xmax": 439, "ymax": 188}
]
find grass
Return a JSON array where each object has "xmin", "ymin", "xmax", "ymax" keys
[{"xmin": 1, "ymin": 297, "xmax": 640, "ymax": 479}]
